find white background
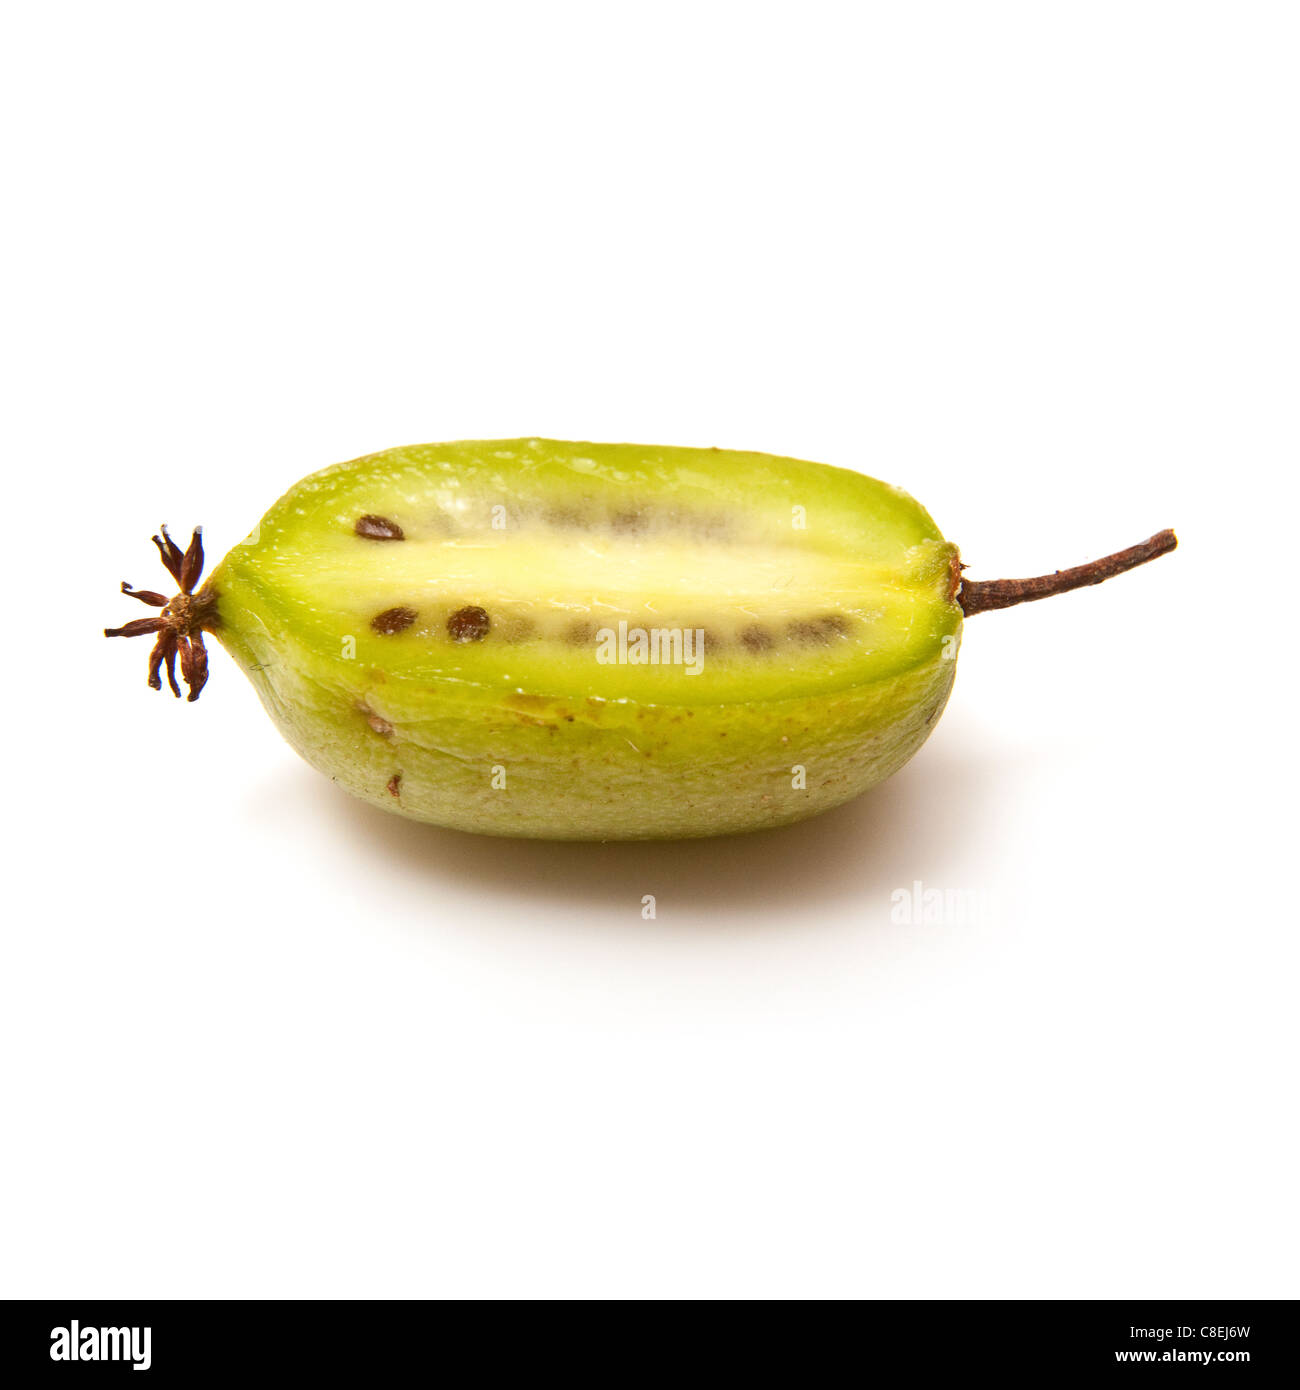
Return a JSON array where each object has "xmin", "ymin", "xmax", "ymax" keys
[{"xmin": 2, "ymin": 2, "xmax": 1296, "ymax": 1299}]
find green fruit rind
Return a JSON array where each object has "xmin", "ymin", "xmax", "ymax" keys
[{"xmin": 208, "ymin": 439, "xmax": 962, "ymax": 839}]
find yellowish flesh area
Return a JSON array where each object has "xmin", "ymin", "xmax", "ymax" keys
[
  {"xmin": 300, "ymin": 530, "xmax": 897, "ymax": 618},
  {"xmin": 215, "ymin": 438, "xmax": 961, "ymax": 705}
]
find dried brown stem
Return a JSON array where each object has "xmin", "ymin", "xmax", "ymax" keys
[{"xmin": 958, "ymin": 529, "xmax": 1178, "ymax": 617}]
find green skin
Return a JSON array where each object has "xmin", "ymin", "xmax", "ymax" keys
[{"xmin": 206, "ymin": 439, "xmax": 963, "ymax": 840}]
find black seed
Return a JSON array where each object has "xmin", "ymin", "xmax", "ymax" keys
[
  {"xmin": 372, "ymin": 606, "xmax": 417, "ymax": 635},
  {"xmin": 740, "ymin": 624, "xmax": 773, "ymax": 652},
  {"xmin": 448, "ymin": 605, "xmax": 490, "ymax": 642},
  {"xmin": 355, "ymin": 514, "xmax": 404, "ymax": 540},
  {"xmin": 787, "ymin": 614, "xmax": 851, "ymax": 645},
  {"xmin": 564, "ymin": 619, "xmax": 597, "ymax": 646}
]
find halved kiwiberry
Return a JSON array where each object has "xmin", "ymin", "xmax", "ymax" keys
[{"xmin": 104, "ymin": 439, "xmax": 1176, "ymax": 839}]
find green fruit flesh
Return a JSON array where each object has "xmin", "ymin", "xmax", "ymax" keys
[{"xmin": 208, "ymin": 439, "xmax": 962, "ymax": 839}]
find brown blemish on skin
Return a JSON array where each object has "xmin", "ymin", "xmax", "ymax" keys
[
  {"xmin": 740, "ymin": 624, "xmax": 773, "ymax": 652},
  {"xmin": 448, "ymin": 605, "xmax": 490, "ymax": 642},
  {"xmin": 505, "ymin": 692, "xmax": 550, "ymax": 711},
  {"xmin": 355, "ymin": 514, "xmax": 405, "ymax": 541},
  {"xmin": 367, "ymin": 713, "xmax": 394, "ymax": 736},
  {"xmin": 387, "ymin": 773, "xmax": 402, "ymax": 797},
  {"xmin": 372, "ymin": 606, "xmax": 417, "ymax": 635}
]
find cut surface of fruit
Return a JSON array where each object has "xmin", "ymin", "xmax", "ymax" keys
[{"xmin": 213, "ymin": 438, "xmax": 960, "ymax": 707}]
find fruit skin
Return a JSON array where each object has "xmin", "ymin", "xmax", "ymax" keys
[
  {"xmin": 205, "ymin": 439, "xmax": 963, "ymax": 840},
  {"xmin": 215, "ymin": 615, "xmax": 956, "ymax": 839}
]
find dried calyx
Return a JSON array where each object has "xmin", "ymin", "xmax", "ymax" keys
[{"xmin": 103, "ymin": 525, "xmax": 218, "ymax": 701}]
